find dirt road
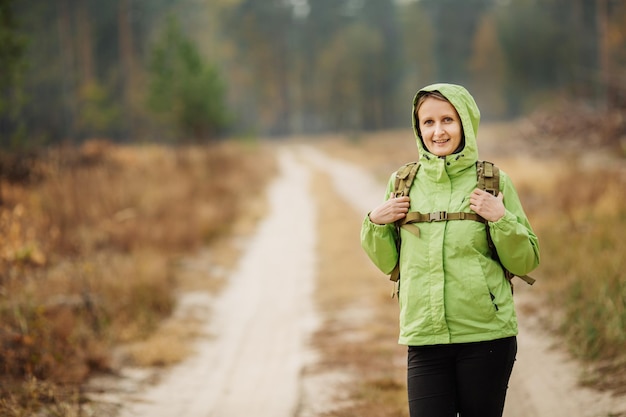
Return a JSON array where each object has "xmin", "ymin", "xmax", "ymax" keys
[
  {"xmin": 118, "ymin": 148, "xmax": 318, "ymax": 417},
  {"xmin": 113, "ymin": 144, "xmax": 625, "ymax": 417}
]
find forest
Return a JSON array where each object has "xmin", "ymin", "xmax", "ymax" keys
[{"xmin": 1, "ymin": 0, "xmax": 625, "ymax": 147}]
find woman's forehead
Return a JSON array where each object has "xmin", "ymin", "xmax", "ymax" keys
[{"xmin": 417, "ymin": 97, "xmax": 458, "ymax": 117}]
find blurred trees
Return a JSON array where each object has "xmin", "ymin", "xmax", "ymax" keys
[
  {"xmin": 146, "ymin": 16, "xmax": 230, "ymax": 142},
  {"xmin": 0, "ymin": 0, "xmax": 625, "ymax": 146},
  {"xmin": 0, "ymin": 0, "xmax": 28, "ymax": 147},
  {"xmin": 225, "ymin": 0, "xmax": 295, "ymax": 135},
  {"xmin": 494, "ymin": 0, "xmax": 602, "ymax": 116},
  {"xmin": 418, "ymin": 0, "xmax": 492, "ymax": 86}
]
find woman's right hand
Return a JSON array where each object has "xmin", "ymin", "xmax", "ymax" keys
[{"xmin": 368, "ymin": 194, "xmax": 411, "ymax": 225}]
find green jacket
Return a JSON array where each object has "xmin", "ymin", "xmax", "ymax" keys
[{"xmin": 360, "ymin": 83, "xmax": 540, "ymax": 346}]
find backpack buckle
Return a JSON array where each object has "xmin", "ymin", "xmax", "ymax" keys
[{"xmin": 429, "ymin": 211, "xmax": 447, "ymax": 222}]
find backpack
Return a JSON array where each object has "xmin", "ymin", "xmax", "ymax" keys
[{"xmin": 389, "ymin": 160, "xmax": 535, "ymax": 296}]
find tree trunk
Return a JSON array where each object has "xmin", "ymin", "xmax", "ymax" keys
[
  {"xmin": 596, "ymin": 0, "xmax": 610, "ymax": 109},
  {"xmin": 118, "ymin": 0, "xmax": 137, "ymax": 139},
  {"xmin": 57, "ymin": 0, "xmax": 77, "ymax": 139},
  {"xmin": 75, "ymin": 0, "xmax": 95, "ymax": 87}
]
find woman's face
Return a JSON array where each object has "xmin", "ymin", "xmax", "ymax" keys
[{"xmin": 416, "ymin": 97, "xmax": 463, "ymax": 157}]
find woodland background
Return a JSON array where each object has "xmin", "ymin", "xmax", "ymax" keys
[{"xmin": 1, "ymin": 0, "xmax": 626, "ymax": 147}]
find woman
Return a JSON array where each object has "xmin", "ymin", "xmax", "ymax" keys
[{"xmin": 360, "ymin": 83, "xmax": 540, "ymax": 417}]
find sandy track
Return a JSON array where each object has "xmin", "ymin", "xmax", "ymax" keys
[
  {"xmin": 113, "ymin": 144, "xmax": 625, "ymax": 417},
  {"xmin": 118, "ymin": 148, "xmax": 318, "ymax": 417},
  {"xmin": 504, "ymin": 285, "xmax": 626, "ymax": 417}
]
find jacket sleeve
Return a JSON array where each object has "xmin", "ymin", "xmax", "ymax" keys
[
  {"xmin": 489, "ymin": 171, "xmax": 540, "ymax": 276},
  {"xmin": 360, "ymin": 176, "xmax": 399, "ymax": 275},
  {"xmin": 360, "ymin": 216, "xmax": 398, "ymax": 274}
]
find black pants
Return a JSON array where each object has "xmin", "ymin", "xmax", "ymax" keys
[{"xmin": 407, "ymin": 336, "xmax": 517, "ymax": 417}]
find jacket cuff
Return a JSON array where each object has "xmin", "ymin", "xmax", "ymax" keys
[
  {"xmin": 490, "ymin": 210, "xmax": 516, "ymax": 229},
  {"xmin": 363, "ymin": 214, "xmax": 394, "ymax": 232}
]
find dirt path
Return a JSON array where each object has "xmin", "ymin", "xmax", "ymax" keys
[
  {"xmin": 111, "ymin": 143, "xmax": 625, "ymax": 417},
  {"xmin": 504, "ymin": 285, "xmax": 625, "ymax": 417},
  {"xmin": 117, "ymin": 148, "xmax": 318, "ymax": 417}
]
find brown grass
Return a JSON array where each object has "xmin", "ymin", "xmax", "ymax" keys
[
  {"xmin": 0, "ymin": 139, "xmax": 276, "ymax": 415},
  {"xmin": 534, "ymin": 163, "xmax": 626, "ymax": 394},
  {"xmin": 307, "ymin": 166, "xmax": 408, "ymax": 417}
]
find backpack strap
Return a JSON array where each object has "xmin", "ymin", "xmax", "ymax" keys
[
  {"xmin": 477, "ymin": 161, "xmax": 536, "ymax": 290},
  {"xmin": 476, "ymin": 160, "xmax": 500, "ymax": 196},
  {"xmin": 398, "ymin": 211, "xmax": 486, "ymax": 239},
  {"xmin": 389, "ymin": 162, "xmax": 420, "ymax": 285},
  {"xmin": 393, "ymin": 162, "xmax": 420, "ymax": 198}
]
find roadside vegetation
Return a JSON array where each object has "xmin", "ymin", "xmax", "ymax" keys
[
  {"xmin": 538, "ymin": 165, "xmax": 626, "ymax": 394},
  {"xmin": 0, "ymin": 140, "xmax": 276, "ymax": 416}
]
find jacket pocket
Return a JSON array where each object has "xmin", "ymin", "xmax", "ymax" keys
[
  {"xmin": 446, "ymin": 259, "xmax": 497, "ymax": 328},
  {"xmin": 470, "ymin": 272, "xmax": 498, "ymax": 320}
]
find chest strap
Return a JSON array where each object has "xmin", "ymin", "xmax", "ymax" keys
[{"xmin": 398, "ymin": 211, "xmax": 486, "ymax": 237}]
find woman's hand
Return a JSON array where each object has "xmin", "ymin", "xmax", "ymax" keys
[
  {"xmin": 368, "ymin": 194, "xmax": 411, "ymax": 225},
  {"xmin": 469, "ymin": 189, "xmax": 505, "ymax": 222}
]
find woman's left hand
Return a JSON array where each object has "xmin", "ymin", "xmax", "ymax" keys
[{"xmin": 469, "ymin": 189, "xmax": 505, "ymax": 222}]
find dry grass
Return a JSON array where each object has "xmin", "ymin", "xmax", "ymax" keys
[
  {"xmin": 535, "ymin": 164, "xmax": 626, "ymax": 394},
  {"xmin": 0, "ymin": 139, "xmax": 276, "ymax": 415},
  {"xmin": 306, "ymin": 166, "xmax": 408, "ymax": 417}
]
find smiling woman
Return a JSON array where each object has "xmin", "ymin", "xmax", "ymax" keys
[
  {"xmin": 361, "ymin": 83, "xmax": 540, "ymax": 417},
  {"xmin": 415, "ymin": 92, "xmax": 464, "ymax": 157}
]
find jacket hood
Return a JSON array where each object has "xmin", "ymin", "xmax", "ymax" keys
[{"xmin": 412, "ymin": 83, "xmax": 481, "ymax": 170}]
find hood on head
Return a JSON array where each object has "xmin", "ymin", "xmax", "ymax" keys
[{"xmin": 412, "ymin": 83, "xmax": 480, "ymax": 161}]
